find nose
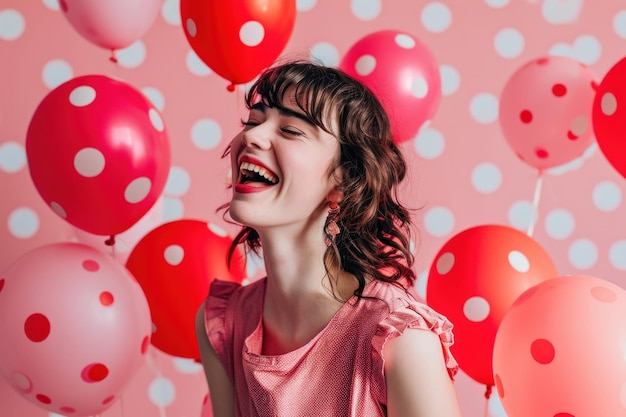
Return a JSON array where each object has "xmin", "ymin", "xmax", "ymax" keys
[{"xmin": 241, "ymin": 123, "xmax": 272, "ymax": 150}]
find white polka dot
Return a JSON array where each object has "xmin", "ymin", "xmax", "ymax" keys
[
  {"xmin": 191, "ymin": 118, "xmax": 222, "ymax": 150},
  {"xmin": 116, "ymin": 41, "xmax": 146, "ymax": 68},
  {"xmin": 569, "ymin": 115, "xmax": 589, "ymax": 137},
  {"xmin": 240, "ymin": 21, "xmax": 264, "ymax": 47},
  {"xmin": 409, "ymin": 76, "xmax": 429, "ymax": 99},
  {"xmin": 165, "ymin": 166, "xmax": 191, "ymax": 197},
  {"xmin": 125, "ymin": 177, "xmax": 152, "ymax": 203},
  {"xmin": 614, "ymin": 10, "xmax": 626, "ymax": 38},
  {"xmin": 297, "ymin": 0, "xmax": 317, "ymax": 12},
  {"xmin": 508, "ymin": 250, "xmax": 530, "ymax": 273},
  {"xmin": 74, "ymin": 148, "xmax": 105, "ymax": 177},
  {"xmin": 470, "ymin": 93, "xmax": 499, "ymax": 124},
  {"xmin": 568, "ymin": 238, "xmax": 598, "ymax": 269},
  {"xmin": 592, "ymin": 180, "xmax": 622, "ymax": 212},
  {"xmin": 310, "ymin": 42, "xmax": 340, "ymax": 67},
  {"xmin": 186, "ymin": 50, "xmax": 212, "ymax": 76},
  {"xmin": 149, "ymin": 108, "xmax": 165, "ymax": 132},
  {"xmin": 163, "ymin": 197, "xmax": 184, "ymax": 221},
  {"xmin": 471, "ymin": 162, "xmax": 502, "ymax": 193},
  {"xmin": 544, "ymin": 208, "xmax": 575, "ymax": 239},
  {"xmin": 463, "ymin": 296, "xmax": 490, "ymax": 322},
  {"xmin": 69, "ymin": 86, "xmax": 97, "ymax": 107},
  {"xmin": 423, "ymin": 206, "xmax": 455, "ymax": 237},
  {"xmin": 42, "ymin": 0, "xmax": 60, "ymax": 10},
  {"xmin": 42, "ymin": 59, "xmax": 73, "ymax": 90},
  {"xmin": 142, "ymin": 87, "xmax": 165, "ymax": 112},
  {"xmin": 440, "ymin": 64, "xmax": 460, "ymax": 96},
  {"xmin": 421, "ymin": 2, "xmax": 452, "ymax": 33},
  {"xmin": 50, "ymin": 201, "xmax": 67, "ymax": 219},
  {"xmin": 8, "ymin": 207, "xmax": 39, "ymax": 239},
  {"xmin": 494, "ymin": 28, "xmax": 525, "ymax": 58},
  {"xmin": 484, "ymin": 0, "xmax": 509, "ymax": 8},
  {"xmin": 172, "ymin": 357, "xmax": 203, "ymax": 374},
  {"xmin": 0, "ymin": 9, "xmax": 25, "ymax": 41},
  {"xmin": 508, "ymin": 200, "xmax": 534, "ymax": 231},
  {"xmin": 414, "ymin": 126, "xmax": 445, "ymax": 159},
  {"xmin": 186, "ymin": 18, "xmax": 197, "ymax": 37},
  {"xmin": 355, "ymin": 55, "xmax": 376, "ymax": 76},
  {"xmin": 164, "ymin": 244, "xmax": 184, "ymax": 266},
  {"xmin": 11, "ymin": 372, "xmax": 31, "ymax": 392},
  {"xmin": 148, "ymin": 376, "xmax": 176, "ymax": 407},
  {"xmin": 162, "ymin": 0, "xmax": 182, "ymax": 25},
  {"xmin": 395, "ymin": 33, "xmax": 416, "ymax": 49},
  {"xmin": 0, "ymin": 141, "xmax": 26, "ymax": 173},
  {"xmin": 549, "ymin": 35, "xmax": 601, "ymax": 66},
  {"xmin": 436, "ymin": 252, "xmax": 455, "ymax": 275},
  {"xmin": 208, "ymin": 222, "xmax": 228, "ymax": 237},
  {"xmin": 609, "ymin": 240, "xmax": 626, "ymax": 270},
  {"xmin": 351, "ymin": 0, "xmax": 381, "ymax": 21},
  {"xmin": 601, "ymin": 92, "xmax": 617, "ymax": 116},
  {"xmin": 542, "ymin": 0, "xmax": 582, "ymax": 25}
]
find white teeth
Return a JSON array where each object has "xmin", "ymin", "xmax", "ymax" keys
[{"xmin": 240, "ymin": 161, "xmax": 278, "ymax": 184}]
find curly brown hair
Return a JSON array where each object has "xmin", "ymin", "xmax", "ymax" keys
[{"xmin": 222, "ymin": 60, "xmax": 416, "ymax": 298}]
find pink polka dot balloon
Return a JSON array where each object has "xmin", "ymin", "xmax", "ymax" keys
[
  {"xmin": 592, "ymin": 55, "xmax": 626, "ymax": 179},
  {"xmin": 493, "ymin": 275, "xmax": 626, "ymax": 417},
  {"xmin": 340, "ymin": 30, "xmax": 441, "ymax": 144},
  {"xmin": 26, "ymin": 75, "xmax": 170, "ymax": 237},
  {"xmin": 499, "ymin": 56, "xmax": 597, "ymax": 170},
  {"xmin": 180, "ymin": 0, "xmax": 296, "ymax": 88},
  {"xmin": 426, "ymin": 224, "xmax": 557, "ymax": 387},
  {"xmin": 0, "ymin": 242, "xmax": 152, "ymax": 416}
]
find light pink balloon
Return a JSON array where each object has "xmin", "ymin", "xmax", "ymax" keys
[
  {"xmin": 0, "ymin": 243, "xmax": 152, "ymax": 416},
  {"xmin": 340, "ymin": 30, "xmax": 441, "ymax": 144},
  {"xmin": 493, "ymin": 275, "xmax": 626, "ymax": 417},
  {"xmin": 59, "ymin": 0, "xmax": 162, "ymax": 51},
  {"xmin": 499, "ymin": 56, "xmax": 597, "ymax": 170}
]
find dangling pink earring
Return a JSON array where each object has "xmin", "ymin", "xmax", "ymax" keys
[{"xmin": 325, "ymin": 201, "xmax": 341, "ymax": 246}]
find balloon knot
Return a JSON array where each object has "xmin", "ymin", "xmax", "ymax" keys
[
  {"xmin": 104, "ymin": 235, "xmax": 116, "ymax": 246},
  {"xmin": 227, "ymin": 83, "xmax": 235, "ymax": 92},
  {"xmin": 109, "ymin": 50, "xmax": 118, "ymax": 64},
  {"xmin": 484, "ymin": 384, "xmax": 493, "ymax": 399}
]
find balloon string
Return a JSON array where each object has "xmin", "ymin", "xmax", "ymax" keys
[
  {"xmin": 526, "ymin": 169, "xmax": 544, "ymax": 237},
  {"xmin": 484, "ymin": 384, "xmax": 493, "ymax": 417}
]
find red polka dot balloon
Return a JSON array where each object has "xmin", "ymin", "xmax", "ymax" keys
[
  {"xmin": 493, "ymin": 275, "xmax": 626, "ymax": 417},
  {"xmin": 26, "ymin": 75, "xmax": 170, "ymax": 236},
  {"xmin": 592, "ymin": 55, "xmax": 626, "ymax": 179},
  {"xmin": 426, "ymin": 224, "xmax": 557, "ymax": 387},
  {"xmin": 340, "ymin": 29, "xmax": 441, "ymax": 144},
  {"xmin": 0, "ymin": 243, "xmax": 151, "ymax": 416},
  {"xmin": 499, "ymin": 56, "xmax": 597, "ymax": 170},
  {"xmin": 180, "ymin": 0, "xmax": 296, "ymax": 88},
  {"xmin": 126, "ymin": 219, "xmax": 246, "ymax": 360}
]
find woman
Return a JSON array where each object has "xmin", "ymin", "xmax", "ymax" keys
[{"xmin": 195, "ymin": 59, "xmax": 462, "ymax": 417}]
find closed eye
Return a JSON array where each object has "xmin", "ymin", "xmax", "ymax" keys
[{"xmin": 241, "ymin": 119, "xmax": 259, "ymax": 128}]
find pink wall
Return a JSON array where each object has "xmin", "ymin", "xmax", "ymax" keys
[{"xmin": 1, "ymin": 1, "xmax": 625, "ymax": 416}]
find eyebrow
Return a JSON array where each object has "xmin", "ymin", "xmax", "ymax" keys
[{"xmin": 250, "ymin": 102, "xmax": 317, "ymax": 127}]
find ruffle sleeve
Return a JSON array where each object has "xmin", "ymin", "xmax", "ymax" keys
[
  {"xmin": 371, "ymin": 298, "xmax": 459, "ymax": 380},
  {"xmin": 204, "ymin": 279, "xmax": 242, "ymax": 373}
]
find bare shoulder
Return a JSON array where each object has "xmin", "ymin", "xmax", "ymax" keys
[
  {"xmin": 384, "ymin": 328, "xmax": 462, "ymax": 417},
  {"xmin": 195, "ymin": 304, "xmax": 235, "ymax": 417}
]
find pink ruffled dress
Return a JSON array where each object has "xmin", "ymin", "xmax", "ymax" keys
[{"xmin": 204, "ymin": 277, "xmax": 458, "ymax": 417}]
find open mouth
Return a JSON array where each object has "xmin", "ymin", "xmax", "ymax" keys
[{"xmin": 239, "ymin": 161, "xmax": 279, "ymax": 186}]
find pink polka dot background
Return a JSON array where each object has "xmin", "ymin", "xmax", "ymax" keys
[{"xmin": 2, "ymin": 1, "xmax": 626, "ymax": 416}]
